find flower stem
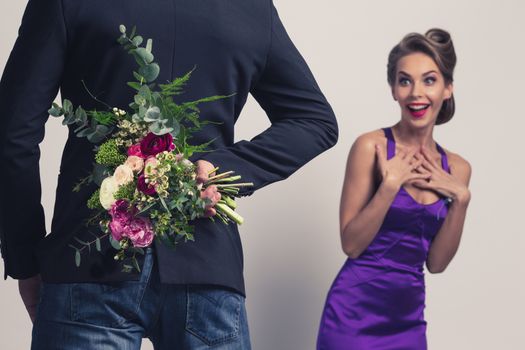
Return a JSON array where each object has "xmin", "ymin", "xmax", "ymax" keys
[
  {"xmin": 207, "ymin": 171, "xmax": 234, "ymax": 182},
  {"xmin": 215, "ymin": 202, "xmax": 244, "ymax": 225}
]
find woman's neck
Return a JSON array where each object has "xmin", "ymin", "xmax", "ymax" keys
[{"xmin": 391, "ymin": 122, "xmax": 436, "ymax": 150}]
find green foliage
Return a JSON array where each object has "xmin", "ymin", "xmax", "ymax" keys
[
  {"xmin": 95, "ymin": 139, "xmax": 127, "ymax": 166},
  {"xmin": 113, "ymin": 182, "xmax": 137, "ymax": 201},
  {"xmin": 87, "ymin": 189, "xmax": 103, "ymax": 210}
]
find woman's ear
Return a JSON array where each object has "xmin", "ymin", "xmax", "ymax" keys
[{"xmin": 444, "ymin": 82, "xmax": 454, "ymax": 100}]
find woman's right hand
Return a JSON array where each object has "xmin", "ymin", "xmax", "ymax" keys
[{"xmin": 375, "ymin": 144, "xmax": 430, "ymax": 191}]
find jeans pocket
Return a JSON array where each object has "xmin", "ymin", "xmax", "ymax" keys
[
  {"xmin": 70, "ymin": 281, "xmax": 143, "ymax": 328},
  {"xmin": 186, "ymin": 286, "xmax": 243, "ymax": 346}
]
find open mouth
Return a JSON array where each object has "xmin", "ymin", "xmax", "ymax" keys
[{"xmin": 407, "ymin": 103, "xmax": 430, "ymax": 118}]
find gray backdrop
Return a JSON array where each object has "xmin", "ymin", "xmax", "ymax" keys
[{"xmin": 1, "ymin": 0, "xmax": 524, "ymax": 349}]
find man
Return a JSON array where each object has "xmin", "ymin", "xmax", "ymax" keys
[{"xmin": 0, "ymin": 0, "xmax": 338, "ymax": 348}]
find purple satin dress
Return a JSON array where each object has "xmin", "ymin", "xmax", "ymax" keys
[{"xmin": 317, "ymin": 127, "xmax": 451, "ymax": 350}]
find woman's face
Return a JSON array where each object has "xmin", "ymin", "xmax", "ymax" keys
[{"xmin": 392, "ymin": 52, "xmax": 453, "ymax": 128}]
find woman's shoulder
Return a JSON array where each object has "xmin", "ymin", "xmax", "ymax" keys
[
  {"xmin": 441, "ymin": 147, "xmax": 472, "ymax": 181},
  {"xmin": 351, "ymin": 129, "xmax": 388, "ymax": 151}
]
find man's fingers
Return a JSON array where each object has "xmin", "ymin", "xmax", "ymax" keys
[
  {"xmin": 203, "ymin": 207, "xmax": 217, "ymax": 218},
  {"xmin": 196, "ymin": 167, "xmax": 209, "ymax": 184},
  {"xmin": 195, "ymin": 160, "xmax": 216, "ymax": 184}
]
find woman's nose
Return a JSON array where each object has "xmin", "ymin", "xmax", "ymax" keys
[{"xmin": 410, "ymin": 81, "xmax": 424, "ymax": 98}]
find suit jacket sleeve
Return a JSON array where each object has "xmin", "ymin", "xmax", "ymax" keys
[
  {"xmin": 0, "ymin": 0, "xmax": 67, "ymax": 279},
  {"xmin": 196, "ymin": 1, "xmax": 338, "ymax": 197}
]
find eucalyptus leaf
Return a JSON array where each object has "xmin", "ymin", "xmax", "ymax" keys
[
  {"xmin": 63, "ymin": 111, "xmax": 77, "ymax": 126},
  {"xmin": 127, "ymin": 81, "xmax": 141, "ymax": 91},
  {"xmin": 48, "ymin": 103, "xmax": 63, "ymax": 117},
  {"xmin": 149, "ymin": 121, "xmax": 162, "ymax": 134},
  {"xmin": 75, "ymin": 250, "xmax": 81, "ymax": 267},
  {"xmin": 138, "ymin": 84, "xmax": 152, "ymax": 99},
  {"xmin": 139, "ymin": 63, "xmax": 160, "ymax": 83},
  {"xmin": 95, "ymin": 238, "xmax": 101, "ymax": 252},
  {"xmin": 109, "ymin": 235, "xmax": 122, "ymax": 250},
  {"xmin": 138, "ymin": 105, "xmax": 147, "ymax": 119},
  {"xmin": 87, "ymin": 125, "xmax": 111, "ymax": 143},
  {"xmin": 131, "ymin": 113, "xmax": 142, "ymax": 123},
  {"xmin": 132, "ymin": 257, "xmax": 141, "ymax": 272},
  {"xmin": 74, "ymin": 123, "xmax": 88, "ymax": 133},
  {"xmin": 76, "ymin": 127, "xmax": 93, "ymax": 138},
  {"xmin": 133, "ymin": 47, "xmax": 154, "ymax": 65},
  {"xmin": 132, "ymin": 35, "xmax": 143, "ymax": 46},
  {"xmin": 75, "ymin": 106, "xmax": 88, "ymax": 124},
  {"xmin": 92, "ymin": 163, "xmax": 111, "ymax": 186},
  {"xmin": 63, "ymin": 99, "xmax": 73, "ymax": 113},
  {"xmin": 144, "ymin": 106, "xmax": 161, "ymax": 121},
  {"xmin": 146, "ymin": 38, "xmax": 153, "ymax": 53},
  {"xmin": 133, "ymin": 71, "xmax": 145, "ymax": 83},
  {"xmin": 165, "ymin": 117, "xmax": 180, "ymax": 137},
  {"xmin": 134, "ymin": 94, "xmax": 146, "ymax": 106}
]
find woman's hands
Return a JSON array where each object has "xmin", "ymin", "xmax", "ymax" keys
[
  {"xmin": 411, "ymin": 147, "xmax": 471, "ymax": 204},
  {"xmin": 375, "ymin": 144, "xmax": 431, "ymax": 192}
]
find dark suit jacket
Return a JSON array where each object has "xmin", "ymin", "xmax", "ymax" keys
[{"xmin": 0, "ymin": 0, "xmax": 338, "ymax": 296}]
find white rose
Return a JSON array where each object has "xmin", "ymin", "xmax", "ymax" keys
[
  {"xmin": 113, "ymin": 164, "xmax": 134, "ymax": 186},
  {"xmin": 182, "ymin": 159, "xmax": 193, "ymax": 168},
  {"xmin": 99, "ymin": 176, "xmax": 119, "ymax": 210}
]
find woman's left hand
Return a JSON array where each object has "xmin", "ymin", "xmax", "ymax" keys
[{"xmin": 411, "ymin": 147, "xmax": 471, "ymax": 204}]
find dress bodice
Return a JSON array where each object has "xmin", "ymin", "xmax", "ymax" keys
[{"xmin": 358, "ymin": 127, "xmax": 451, "ymax": 274}]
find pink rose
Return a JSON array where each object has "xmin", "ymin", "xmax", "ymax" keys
[
  {"xmin": 108, "ymin": 200, "xmax": 137, "ymax": 241},
  {"xmin": 108, "ymin": 200, "xmax": 154, "ymax": 248},
  {"xmin": 113, "ymin": 164, "xmax": 134, "ymax": 186},
  {"xmin": 126, "ymin": 216, "xmax": 154, "ymax": 248},
  {"xmin": 109, "ymin": 219, "xmax": 127, "ymax": 241},
  {"xmin": 124, "ymin": 155, "xmax": 144, "ymax": 173},
  {"xmin": 127, "ymin": 144, "xmax": 146, "ymax": 158},
  {"xmin": 140, "ymin": 132, "xmax": 174, "ymax": 157}
]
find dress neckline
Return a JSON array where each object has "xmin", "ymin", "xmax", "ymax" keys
[{"xmin": 382, "ymin": 127, "xmax": 449, "ymax": 207}]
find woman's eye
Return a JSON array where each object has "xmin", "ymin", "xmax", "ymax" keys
[
  {"xmin": 398, "ymin": 78, "xmax": 410, "ymax": 86},
  {"xmin": 424, "ymin": 77, "xmax": 437, "ymax": 84}
]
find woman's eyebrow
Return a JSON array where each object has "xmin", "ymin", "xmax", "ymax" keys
[{"xmin": 398, "ymin": 70, "xmax": 438, "ymax": 77}]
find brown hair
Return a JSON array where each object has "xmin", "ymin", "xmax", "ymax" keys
[{"xmin": 387, "ymin": 28, "xmax": 457, "ymax": 125}]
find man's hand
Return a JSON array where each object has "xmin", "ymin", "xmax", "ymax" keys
[
  {"xmin": 195, "ymin": 160, "xmax": 221, "ymax": 217},
  {"xmin": 18, "ymin": 273, "xmax": 42, "ymax": 323}
]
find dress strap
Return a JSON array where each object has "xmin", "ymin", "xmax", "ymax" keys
[
  {"xmin": 436, "ymin": 143, "xmax": 450, "ymax": 173},
  {"xmin": 382, "ymin": 127, "xmax": 396, "ymax": 160}
]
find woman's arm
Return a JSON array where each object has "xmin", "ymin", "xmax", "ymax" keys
[
  {"xmin": 414, "ymin": 148, "xmax": 472, "ymax": 273},
  {"xmin": 340, "ymin": 133, "xmax": 428, "ymax": 258}
]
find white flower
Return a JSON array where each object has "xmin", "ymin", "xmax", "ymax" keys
[
  {"xmin": 182, "ymin": 159, "xmax": 193, "ymax": 168},
  {"xmin": 113, "ymin": 164, "xmax": 134, "ymax": 186},
  {"xmin": 99, "ymin": 176, "xmax": 119, "ymax": 210}
]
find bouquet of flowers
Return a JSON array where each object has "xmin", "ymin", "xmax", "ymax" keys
[{"xmin": 48, "ymin": 25, "xmax": 252, "ymax": 272}]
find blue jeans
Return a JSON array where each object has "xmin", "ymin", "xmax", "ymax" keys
[{"xmin": 31, "ymin": 248, "xmax": 251, "ymax": 349}]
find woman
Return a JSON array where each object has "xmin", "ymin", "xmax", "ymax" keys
[{"xmin": 317, "ymin": 29, "xmax": 471, "ymax": 349}]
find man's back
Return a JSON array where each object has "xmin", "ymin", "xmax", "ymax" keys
[{"xmin": 0, "ymin": 0, "xmax": 338, "ymax": 296}]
